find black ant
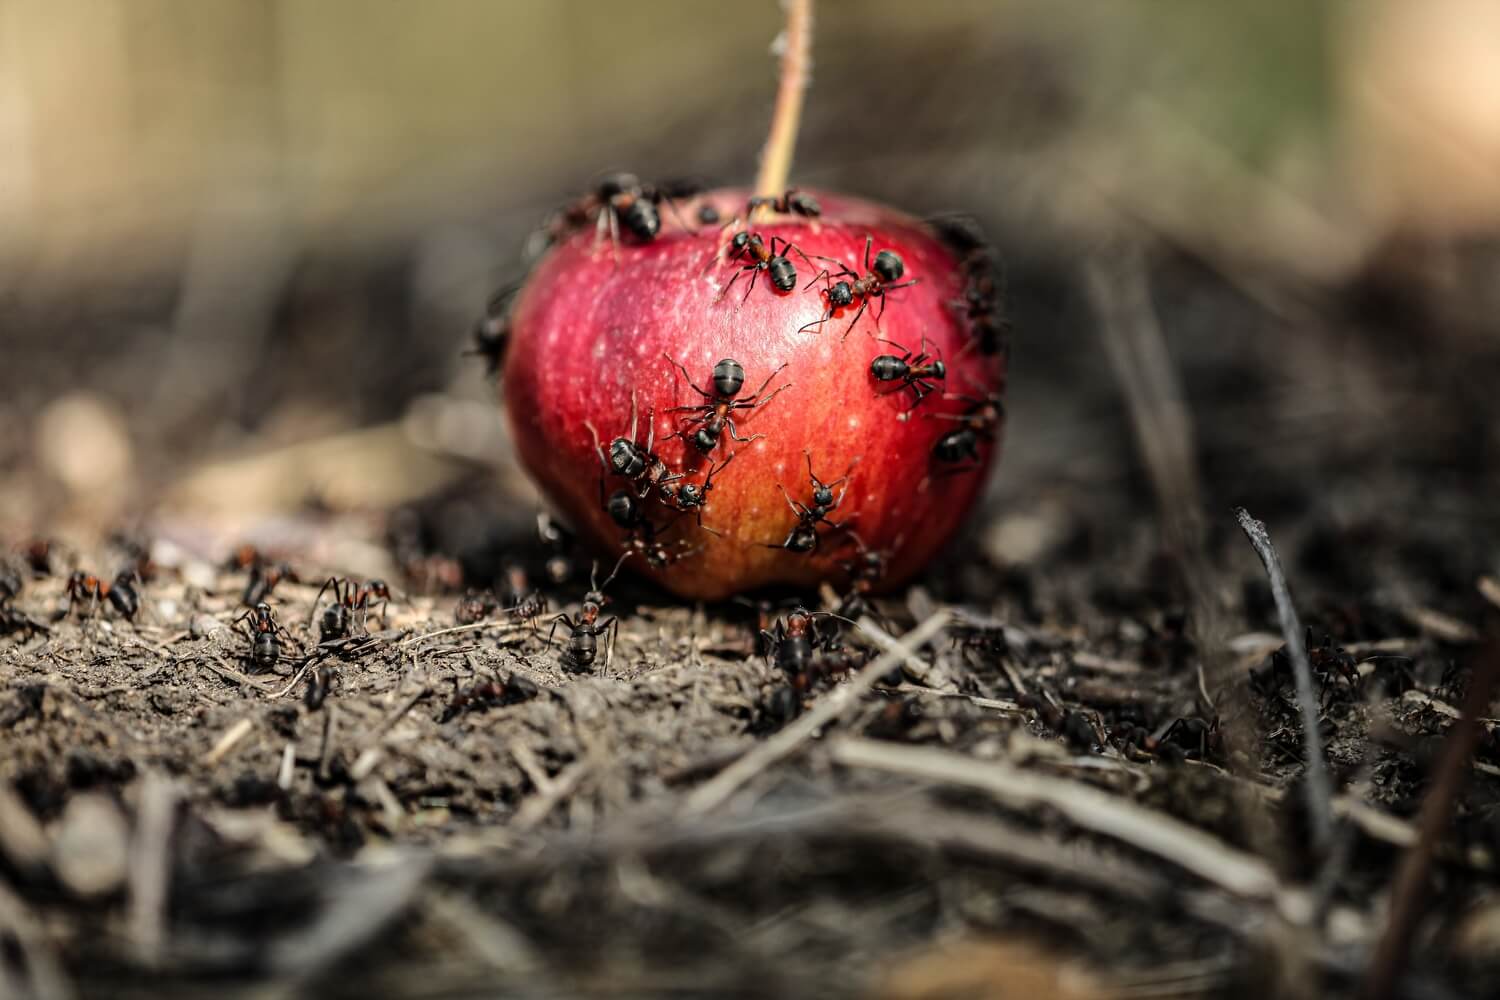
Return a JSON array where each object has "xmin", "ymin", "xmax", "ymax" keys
[
  {"xmin": 800, "ymin": 237, "xmax": 920, "ymax": 339},
  {"xmin": 236, "ymin": 602, "xmax": 292, "ymax": 673},
  {"xmin": 501, "ymin": 565, "xmax": 548, "ymax": 629},
  {"xmin": 65, "ymin": 570, "xmax": 138, "ymax": 621},
  {"xmin": 551, "ymin": 173, "xmax": 698, "ymax": 251},
  {"xmin": 439, "ymin": 672, "xmax": 540, "ymax": 723},
  {"xmin": 596, "ymin": 484, "xmax": 698, "ymax": 569},
  {"xmin": 657, "ymin": 452, "xmax": 736, "ymax": 531},
  {"xmin": 586, "ymin": 392, "xmax": 679, "ymax": 500},
  {"xmin": 761, "ymin": 607, "xmax": 861, "ymax": 692},
  {"xmin": 747, "ymin": 189, "xmax": 821, "ymax": 218},
  {"xmin": 243, "ymin": 560, "xmax": 297, "ymax": 607},
  {"xmin": 764, "ymin": 451, "xmax": 859, "ymax": 554},
  {"xmin": 835, "ymin": 540, "xmax": 898, "ymax": 626},
  {"xmin": 716, "ymin": 233, "xmax": 812, "ymax": 301},
  {"xmin": 664, "ymin": 355, "xmax": 791, "ymax": 454},
  {"xmin": 467, "ymin": 284, "xmax": 518, "ymax": 376},
  {"xmin": 305, "ymin": 663, "xmax": 338, "ymax": 711},
  {"xmin": 928, "ymin": 386, "xmax": 1004, "ymax": 470},
  {"xmin": 454, "ymin": 589, "xmax": 500, "ymax": 625},
  {"xmin": 0, "ymin": 570, "xmax": 47, "ymax": 639},
  {"xmin": 548, "ymin": 556, "xmax": 627, "ymax": 672},
  {"xmin": 309, "ymin": 578, "xmax": 392, "ymax": 641},
  {"xmin": 870, "ymin": 337, "xmax": 946, "ymax": 410}
]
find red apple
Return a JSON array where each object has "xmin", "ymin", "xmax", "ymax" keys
[{"xmin": 502, "ymin": 187, "xmax": 1006, "ymax": 601}]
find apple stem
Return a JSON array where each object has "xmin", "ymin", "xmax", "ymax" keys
[{"xmin": 753, "ymin": 0, "xmax": 814, "ymax": 204}]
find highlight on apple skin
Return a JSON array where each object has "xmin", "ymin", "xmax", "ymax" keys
[{"xmin": 500, "ymin": 186, "xmax": 1007, "ymax": 601}]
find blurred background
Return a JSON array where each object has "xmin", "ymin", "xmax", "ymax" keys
[{"xmin": 2, "ymin": 0, "xmax": 1498, "ymax": 594}]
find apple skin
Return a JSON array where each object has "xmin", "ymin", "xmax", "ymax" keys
[{"xmin": 502, "ymin": 188, "xmax": 1005, "ymax": 601}]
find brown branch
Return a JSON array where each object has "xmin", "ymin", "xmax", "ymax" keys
[
  {"xmin": 1361, "ymin": 635, "xmax": 1500, "ymax": 999},
  {"xmin": 753, "ymin": 0, "xmax": 813, "ymax": 200}
]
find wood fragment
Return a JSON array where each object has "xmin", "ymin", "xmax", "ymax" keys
[
  {"xmin": 1235, "ymin": 507, "xmax": 1334, "ymax": 852},
  {"xmin": 683, "ymin": 612, "xmax": 950, "ymax": 815},
  {"xmin": 203, "ymin": 717, "xmax": 255, "ymax": 766}
]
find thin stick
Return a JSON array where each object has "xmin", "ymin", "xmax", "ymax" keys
[
  {"xmin": 753, "ymin": 0, "xmax": 813, "ymax": 201},
  {"xmin": 830, "ymin": 736, "xmax": 1279, "ymax": 900},
  {"xmin": 1235, "ymin": 506, "xmax": 1334, "ymax": 852},
  {"xmin": 682, "ymin": 611, "xmax": 950, "ymax": 815},
  {"xmin": 1361, "ymin": 638, "xmax": 1500, "ymax": 999}
]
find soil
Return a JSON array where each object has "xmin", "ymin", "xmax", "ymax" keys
[{"xmin": 4, "ymin": 245, "xmax": 1500, "ymax": 999}]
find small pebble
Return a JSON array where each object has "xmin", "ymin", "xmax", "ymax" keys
[{"xmin": 51, "ymin": 794, "xmax": 130, "ymax": 897}]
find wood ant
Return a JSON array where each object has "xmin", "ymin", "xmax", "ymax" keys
[
  {"xmin": 551, "ymin": 173, "xmax": 698, "ymax": 252},
  {"xmin": 501, "ymin": 565, "xmax": 548, "ymax": 629},
  {"xmin": 664, "ymin": 355, "xmax": 791, "ymax": 454},
  {"xmin": 835, "ymin": 539, "xmax": 898, "ymax": 626},
  {"xmin": 595, "ymin": 484, "xmax": 698, "ymax": 569},
  {"xmin": 764, "ymin": 451, "xmax": 859, "ymax": 555},
  {"xmin": 928, "ymin": 386, "xmax": 1004, "ymax": 471},
  {"xmin": 586, "ymin": 392, "xmax": 678, "ymax": 500},
  {"xmin": 242, "ymin": 560, "xmax": 297, "ymax": 607},
  {"xmin": 656, "ymin": 452, "xmax": 736, "ymax": 532},
  {"xmin": 747, "ymin": 188, "xmax": 821, "ymax": 218},
  {"xmin": 0, "ymin": 570, "xmax": 48, "ymax": 639},
  {"xmin": 870, "ymin": 337, "xmax": 946, "ymax": 410},
  {"xmin": 548, "ymin": 556, "xmax": 626, "ymax": 672},
  {"xmin": 65, "ymin": 570, "xmax": 140, "ymax": 621},
  {"xmin": 309, "ymin": 577, "xmax": 392, "ymax": 641},
  {"xmin": 236, "ymin": 602, "xmax": 293, "ymax": 673},
  {"xmin": 761, "ymin": 607, "xmax": 860, "ymax": 692},
  {"xmin": 466, "ymin": 284, "xmax": 518, "ymax": 376},
  {"xmin": 454, "ymin": 589, "xmax": 499, "ymax": 625},
  {"xmin": 716, "ymin": 233, "xmax": 812, "ymax": 301},
  {"xmin": 799, "ymin": 237, "xmax": 920, "ymax": 339},
  {"xmin": 439, "ymin": 672, "xmax": 540, "ymax": 723}
]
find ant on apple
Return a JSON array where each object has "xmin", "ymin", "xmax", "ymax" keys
[
  {"xmin": 598, "ymin": 486, "xmax": 699, "ymax": 569},
  {"xmin": 467, "ymin": 283, "xmax": 518, "ymax": 376},
  {"xmin": 799, "ymin": 237, "xmax": 920, "ymax": 339},
  {"xmin": 716, "ymin": 232, "xmax": 813, "ymax": 302},
  {"xmin": 928, "ymin": 383, "xmax": 1004, "ymax": 471},
  {"xmin": 657, "ymin": 451, "xmax": 736, "ymax": 532},
  {"xmin": 664, "ymin": 356, "xmax": 791, "ymax": 455},
  {"xmin": 586, "ymin": 391, "xmax": 680, "ymax": 500},
  {"xmin": 550, "ymin": 173, "xmax": 700, "ymax": 251},
  {"xmin": 763, "ymin": 451, "xmax": 860, "ymax": 555},
  {"xmin": 747, "ymin": 188, "xmax": 821, "ymax": 219},
  {"xmin": 870, "ymin": 336, "xmax": 947, "ymax": 411},
  {"xmin": 549, "ymin": 555, "xmax": 627, "ymax": 672}
]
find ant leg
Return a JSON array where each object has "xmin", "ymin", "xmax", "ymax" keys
[
  {"xmin": 585, "ymin": 420, "xmax": 609, "ymax": 473},
  {"xmin": 606, "ymin": 207, "xmax": 621, "ymax": 265},
  {"xmin": 662, "ymin": 354, "xmax": 714, "ymax": 400},
  {"xmin": 642, "ymin": 403, "xmax": 656, "ymax": 454},
  {"xmin": 309, "ymin": 577, "xmax": 339, "ymax": 629},
  {"xmin": 777, "ymin": 483, "xmax": 810, "ymax": 519},
  {"xmin": 742, "ymin": 361, "xmax": 792, "ymax": 403},
  {"xmin": 602, "ymin": 616, "xmax": 619, "ymax": 670},
  {"xmin": 715, "ymin": 266, "xmax": 748, "ymax": 303},
  {"xmin": 740, "ymin": 264, "xmax": 761, "ymax": 303},
  {"xmin": 722, "ymin": 418, "xmax": 765, "ymax": 445},
  {"xmin": 658, "ymin": 192, "xmax": 697, "ymax": 235},
  {"xmin": 840, "ymin": 300, "xmax": 869, "ymax": 341},
  {"xmin": 885, "ymin": 278, "xmax": 921, "ymax": 291},
  {"xmin": 797, "ymin": 311, "xmax": 833, "ymax": 336},
  {"xmin": 547, "ymin": 614, "xmax": 574, "ymax": 649},
  {"xmin": 802, "ymin": 267, "xmax": 833, "ymax": 292},
  {"xmin": 863, "ymin": 235, "xmax": 874, "ymax": 271}
]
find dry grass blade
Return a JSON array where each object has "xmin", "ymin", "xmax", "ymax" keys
[
  {"xmin": 829, "ymin": 737, "xmax": 1279, "ymax": 900},
  {"xmin": 1235, "ymin": 506, "xmax": 1334, "ymax": 851},
  {"xmin": 682, "ymin": 610, "xmax": 950, "ymax": 815}
]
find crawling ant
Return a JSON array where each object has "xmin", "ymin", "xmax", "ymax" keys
[
  {"xmin": 65, "ymin": 571, "xmax": 137, "ymax": 621},
  {"xmin": 870, "ymin": 337, "xmax": 946, "ymax": 410},
  {"xmin": 716, "ymin": 233, "xmax": 812, "ymax": 301},
  {"xmin": 764, "ymin": 451, "xmax": 858, "ymax": 555},
  {"xmin": 243, "ymin": 560, "xmax": 297, "ymax": 607},
  {"xmin": 928, "ymin": 386, "xmax": 1004, "ymax": 470},
  {"xmin": 622, "ymin": 515, "xmax": 701, "ymax": 570},
  {"xmin": 835, "ymin": 540, "xmax": 898, "ymax": 626},
  {"xmin": 454, "ymin": 589, "xmax": 500, "ymax": 625},
  {"xmin": 549, "ymin": 556, "xmax": 626, "ymax": 672},
  {"xmin": 225, "ymin": 544, "xmax": 263, "ymax": 572},
  {"xmin": 587, "ymin": 393, "xmax": 679, "ymax": 500},
  {"xmin": 236, "ymin": 602, "xmax": 292, "ymax": 673},
  {"xmin": 665, "ymin": 355, "xmax": 791, "ymax": 454},
  {"xmin": 439, "ymin": 672, "xmax": 540, "ymax": 723},
  {"xmin": 761, "ymin": 607, "xmax": 840, "ymax": 680},
  {"xmin": 747, "ymin": 188, "xmax": 821, "ymax": 218},
  {"xmin": 953, "ymin": 270, "xmax": 1011, "ymax": 359},
  {"xmin": 657, "ymin": 451, "xmax": 735, "ymax": 531},
  {"xmin": 310, "ymin": 578, "xmax": 392, "ymax": 641},
  {"xmin": 467, "ymin": 284, "xmax": 518, "ymax": 376},
  {"xmin": 305, "ymin": 663, "xmax": 337, "ymax": 711},
  {"xmin": 502, "ymin": 565, "xmax": 548, "ymax": 629},
  {"xmin": 927, "ymin": 214, "xmax": 995, "ymax": 267},
  {"xmin": 551, "ymin": 173, "xmax": 698, "ymax": 251},
  {"xmin": 800, "ymin": 237, "xmax": 920, "ymax": 339},
  {"xmin": 0, "ymin": 570, "xmax": 47, "ymax": 639}
]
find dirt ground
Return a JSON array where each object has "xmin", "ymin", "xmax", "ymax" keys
[{"xmin": 5, "ymin": 241, "xmax": 1500, "ymax": 1000}]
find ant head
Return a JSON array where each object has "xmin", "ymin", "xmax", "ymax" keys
[
  {"xmin": 711, "ymin": 358, "xmax": 746, "ymax": 397},
  {"xmin": 679, "ymin": 483, "xmax": 703, "ymax": 506},
  {"xmin": 255, "ymin": 602, "xmax": 273, "ymax": 617},
  {"xmin": 786, "ymin": 608, "xmax": 813, "ymax": 633},
  {"xmin": 367, "ymin": 580, "xmax": 390, "ymax": 599},
  {"xmin": 812, "ymin": 483, "xmax": 834, "ymax": 509},
  {"xmin": 931, "ymin": 360, "xmax": 947, "ymax": 380},
  {"xmin": 787, "ymin": 191, "xmax": 821, "ymax": 216},
  {"xmin": 730, "ymin": 231, "xmax": 751, "ymax": 251},
  {"xmin": 598, "ymin": 173, "xmax": 639, "ymax": 198},
  {"xmin": 873, "ymin": 249, "xmax": 905, "ymax": 283},
  {"xmin": 828, "ymin": 282, "xmax": 854, "ymax": 308},
  {"xmin": 608, "ymin": 437, "xmax": 645, "ymax": 477}
]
